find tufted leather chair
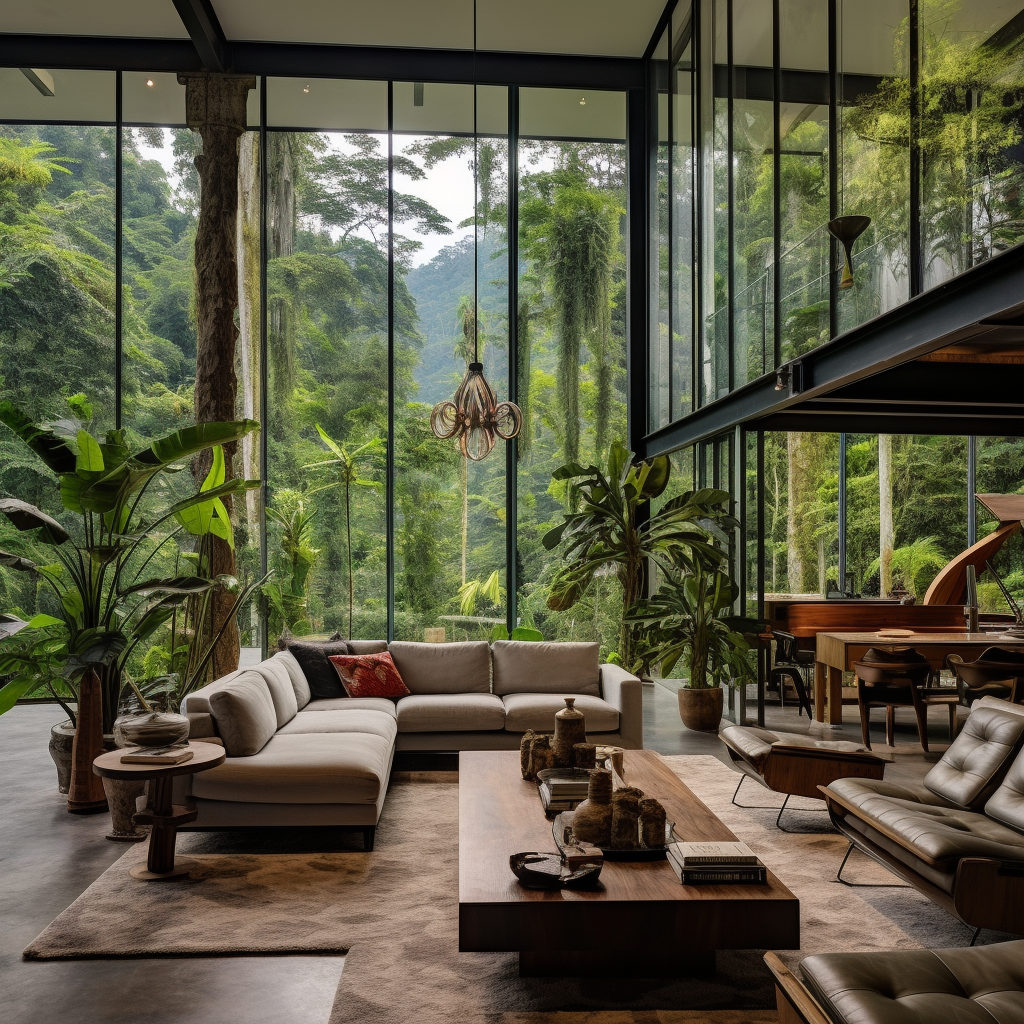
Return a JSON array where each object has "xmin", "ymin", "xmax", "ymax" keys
[{"xmin": 766, "ymin": 940, "xmax": 1024, "ymax": 1024}]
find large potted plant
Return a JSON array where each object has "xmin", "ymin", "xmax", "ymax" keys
[
  {"xmin": 542, "ymin": 442, "xmax": 735, "ymax": 671},
  {"xmin": 0, "ymin": 398, "xmax": 260, "ymax": 812},
  {"xmin": 629, "ymin": 562, "xmax": 756, "ymax": 732}
]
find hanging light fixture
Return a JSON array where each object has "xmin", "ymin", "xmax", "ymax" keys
[{"xmin": 430, "ymin": 0, "xmax": 521, "ymax": 462}]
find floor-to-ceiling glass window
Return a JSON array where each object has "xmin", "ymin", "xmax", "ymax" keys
[
  {"xmin": 515, "ymin": 87, "xmax": 628, "ymax": 654},
  {"xmin": 672, "ymin": 9, "xmax": 696, "ymax": 417},
  {"xmin": 393, "ymin": 83, "xmax": 510, "ymax": 642},
  {"xmin": 263, "ymin": 79, "xmax": 390, "ymax": 643},
  {"xmin": 732, "ymin": 0, "xmax": 774, "ymax": 384},
  {"xmin": 975, "ymin": 437, "xmax": 1024, "ymax": 612},
  {"xmin": 920, "ymin": 2, "xmax": 1024, "ymax": 290},
  {"xmin": 650, "ymin": 28, "xmax": 672, "ymax": 433},
  {"xmin": 0, "ymin": 70, "xmax": 117, "ymax": 623},
  {"xmin": 837, "ymin": 0, "xmax": 911, "ymax": 332}
]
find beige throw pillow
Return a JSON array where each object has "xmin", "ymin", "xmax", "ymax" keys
[{"xmin": 208, "ymin": 672, "xmax": 279, "ymax": 756}]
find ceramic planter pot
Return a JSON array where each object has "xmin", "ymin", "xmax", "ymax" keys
[
  {"xmin": 49, "ymin": 720, "xmax": 75, "ymax": 794},
  {"xmin": 677, "ymin": 686, "xmax": 724, "ymax": 732},
  {"xmin": 100, "ymin": 777, "xmax": 149, "ymax": 842}
]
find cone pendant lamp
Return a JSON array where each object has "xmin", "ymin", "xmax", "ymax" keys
[
  {"xmin": 430, "ymin": 0, "xmax": 521, "ymax": 461},
  {"xmin": 828, "ymin": 215, "xmax": 871, "ymax": 289}
]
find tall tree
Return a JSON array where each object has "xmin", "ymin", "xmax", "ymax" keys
[{"xmin": 178, "ymin": 72, "xmax": 256, "ymax": 678}]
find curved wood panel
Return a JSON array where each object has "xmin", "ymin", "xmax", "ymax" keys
[{"xmin": 923, "ymin": 521, "xmax": 1020, "ymax": 606}]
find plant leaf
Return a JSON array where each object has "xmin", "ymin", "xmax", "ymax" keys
[
  {"xmin": 75, "ymin": 429, "xmax": 105, "ymax": 473},
  {"xmin": 0, "ymin": 402, "xmax": 76, "ymax": 474},
  {"xmin": 0, "ymin": 498, "xmax": 69, "ymax": 544}
]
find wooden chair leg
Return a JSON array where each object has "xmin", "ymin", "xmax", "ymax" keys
[
  {"xmin": 885, "ymin": 705, "xmax": 896, "ymax": 749},
  {"xmin": 912, "ymin": 700, "xmax": 929, "ymax": 753},
  {"xmin": 859, "ymin": 695, "xmax": 871, "ymax": 750}
]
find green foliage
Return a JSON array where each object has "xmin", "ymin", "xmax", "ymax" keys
[
  {"xmin": 264, "ymin": 492, "xmax": 319, "ymax": 638},
  {"xmin": 628, "ymin": 567, "xmax": 756, "ymax": 690},
  {"xmin": 458, "ymin": 570, "xmax": 503, "ymax": 617},
  {"xmin": 867, "ymin": 536, "xmax": 949, "ymax": 601},
  {"xmin": 0, "ymin": 396, "xmax": 260, "ymax": 729},
  {"xmin": 543, "ymin": 442, "xmax": 735, "ymax": 668}
]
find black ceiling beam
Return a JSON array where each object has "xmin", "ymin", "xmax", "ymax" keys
[
  {"xmin": 758, "ymin": 412, "xmax": 1024, "ymax": 436},
  {"xmin": 817, "ymin": 362, "xmax": 1024, "ymax": 408},
  {"xmin": 171, "ymin": 0, "xmax": 227, "ymax": 72},
  {"xmin": 0, "ymin": 34, "xmax": 645, "ymax": 90},
  {"xmin": 644, "ymin": 242, "xmax": 1024, "ymax": 454}
]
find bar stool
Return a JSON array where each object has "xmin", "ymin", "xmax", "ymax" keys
[
  {"xmin": 853, "ymin": 647, "xmax": 931, "ymax": 750},
  {"xmin": 948, "ymin": 647, "xmax": 1024, "ymax": 707}
]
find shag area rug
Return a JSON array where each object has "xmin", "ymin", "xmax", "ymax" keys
[{"xmin": 25, "ymin": 755, "xmax": 989, "ymax": 1023}]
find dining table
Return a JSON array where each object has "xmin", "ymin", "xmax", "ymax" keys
[{"xmin": 812, "ymin": 631, "xmax": 1024, "ymax": 726}]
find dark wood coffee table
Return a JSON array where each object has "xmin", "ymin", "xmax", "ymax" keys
[{"xmin": 459, "ymin": 750, "xmax": 799, "ymax": 976}]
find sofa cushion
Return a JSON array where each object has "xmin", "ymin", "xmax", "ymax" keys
[
  {"xmin": 924, "ymin": 703, "xmax": 1024, "ymax": 809},
  {"xmin": 329, "ymin": 652, "xmax": 411, "ymax": 698},
  {"xmin": 251, "ymin": 658, "xmax": 299, "ymax": 728},
  {"xmin": 396, "ymin": 693, "xmax": 506, "ymax": 733},
  {"xmin": 349, "ymin": 640, "xmax": 388, "ymax": 655},
  {"xmin": 829, "ymin": 778, "xmax": 1024, "ymax": 866},
  {"xmin": 207, "ymin": 672, "xmax": 279, "ymax": 757},
  {"xmin": 985, "ymin": 747, "xmax": 1024, "ymax": 835},
  {"xmin": 180, "ymin": 669, "xmax": 244, "ymax": 715},
  {"xmin": 287, "ymin": 639, "xmax": 352, "ymax": 699},
  {"xmin": 302, "ymin": 697, "xmax": 398, "ymax": 717},
  {"xmin": 720, "ymin": 725, "xmax": 874, "ymax": 773},
  {"xmin": 800, "ymin": 942, "xmax": 1024, "ymax": 1024},
  {"xmin": 388, "ymin": 640, "xmax": 491, "ymax": 694},
  {"xmin": 502, "ymin": 692, "xmax": 619, "ymax": 733},
  {"xmin": 491, "ymin": 640, "xmax": 600, "ymax": 697},
  {"xmin": 191, "ymin": 732, "xmax": 392, "ymax": 805},
  {"xmin": 278, "ymin": 708, "xmax": 398, "ymax": 742},
  {"xmin": 269, "ymin": 650, "xmax": 310, "ymax": 709}
]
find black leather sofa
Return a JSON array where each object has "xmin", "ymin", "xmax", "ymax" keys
[
  {"xmin": 822, "ymin": 696, "xmax": 1024, "ymax": 935},
  {"xmin": 765, "ymin": 940, "xmax": 1024, "ymax": 1024}
]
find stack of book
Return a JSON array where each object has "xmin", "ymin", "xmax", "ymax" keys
[
  {"xmin": 666, "ymin": 841, "xmax": 767, "ymax": 885},
  {"xmin": 538, "ymin": 776, "xmax": 591, "ymax": 814}
]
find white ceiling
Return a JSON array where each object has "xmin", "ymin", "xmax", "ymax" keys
[{"xmin": 4, "ymin": 0, "xmax": 667, "ymax": 58}]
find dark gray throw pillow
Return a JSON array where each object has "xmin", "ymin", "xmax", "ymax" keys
[{"xmin": 287, "ymin": 637, "xmax": 351, "ymax": 699}]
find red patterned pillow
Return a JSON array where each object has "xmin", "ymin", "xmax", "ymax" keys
[{"xmin": 328, "ymin": 652, "xmax": 411, "ymax": 699}]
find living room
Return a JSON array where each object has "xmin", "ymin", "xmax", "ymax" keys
[{"xmin": 3, "ymin": 1, "xmax": 1024, "ymax": 1022}]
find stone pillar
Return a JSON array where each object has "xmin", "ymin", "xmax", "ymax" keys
[{"xmin": 177, "ymin": 72, "xmax": 256, "ymax": 679}]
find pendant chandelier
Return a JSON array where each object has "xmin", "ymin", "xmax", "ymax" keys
[{"xmin": 430, "ymin": 0, "xmax": 521, "ymax": 462}]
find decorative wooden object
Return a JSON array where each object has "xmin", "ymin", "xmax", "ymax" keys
[
  {"xmin": 610, "ymin": 786, "xmax": 643, "ymax": 849},
  {"xmin": 519, "ymin": 731, "xmax": 554, "ymax": 781},
  {"xmin": 459, "ymin": 750, "xmax": 800, "ymax": 978},
  {"xmin": 552, "ymin": 697, "xmax": 587, "ymax": 767},
  {"xmin": 93, "ymin": 741, "xmax": 225, "ymax": 880},
  {"xmin": 176, "ymin": 70, "xmax": 256, "ymax": 680},
  {"xmin": 570, "ymin": 768, "xmax": 613, "ymax": 845},
  {"xmin": 639, "ymin": 797, "xmax": 667, "ymax": 849},
  {"xmin": 573, "ymin": 742, "xmax": 597, "ymax": 769},
  {"xmin": 67, "ymin": 668, "xmax": 108, "ymax": 814}
]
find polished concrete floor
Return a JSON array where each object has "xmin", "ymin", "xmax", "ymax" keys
[{"xmin": 0, "ymin": 689, "xmax": 946, "ymax": 1024}]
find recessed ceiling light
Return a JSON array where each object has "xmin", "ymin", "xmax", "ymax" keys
[
  {"xmin": 303, "ymin": 84, "xmax": 310, "ymax": 93},
  {"xmin": 579, "ymin": 97, "xmax": 586, "ymax": 106},
  {"xmin": 146, "ymin": 79, "xmax": 154, "ymax": 87}
]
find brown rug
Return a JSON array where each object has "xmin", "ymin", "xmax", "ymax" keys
[{"xmin": 25, "ymin": 755, "xmax": 987, "ymax": 1022}]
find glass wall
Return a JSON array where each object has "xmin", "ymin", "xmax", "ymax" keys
[
  {"xmin": 0, "ymin": 74, "xmax": 628, "ymax": 658},
  {"xmin": 515, "ymin": 87, "xmax": 629, "ymax": 655},
  {"xmin": 652, "ymin": 0, "xmax": 1024, "ymax": 426}
]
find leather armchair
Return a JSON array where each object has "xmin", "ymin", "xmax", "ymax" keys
[{"xmin": 765, "ymin": 940, "xmax": 1024, "ymax": 1024}]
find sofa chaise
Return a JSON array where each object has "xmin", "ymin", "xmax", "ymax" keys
[{"xmin": 177, "ymin": 639, "xmax": 642, "ymax": 848}]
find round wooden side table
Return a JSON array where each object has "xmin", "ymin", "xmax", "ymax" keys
[{"xmin": 93, "ymin": 741, "xmax": 226, "ymax": 881}]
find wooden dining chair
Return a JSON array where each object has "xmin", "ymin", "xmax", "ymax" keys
[
  {"xmin": 948, "ymin": 647, "xmax": 1024, "ymax": 707},
  {"xmin": 852, "ymin": 647, "xmax": 932, "ymax": 750},
  {"xmin": 767, "ymin": 630, "xmax": 814, "ymax": 719}
]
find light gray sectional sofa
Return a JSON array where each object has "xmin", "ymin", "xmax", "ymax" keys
[{"xmin": 177, "ymin": 639, "xmax": 642, "ymax": 848}]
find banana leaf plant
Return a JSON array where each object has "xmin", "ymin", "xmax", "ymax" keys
[
  {"xmin": 0, "ymin": 398, "xmax": 260, "ymax": 808},
  {"xmin": 542, "ymin": 441, "xmax": 737, "ymax": 670},
  {"xmin": 626, "ymin": 564, "xmax": 758, "ymax": 689}
]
